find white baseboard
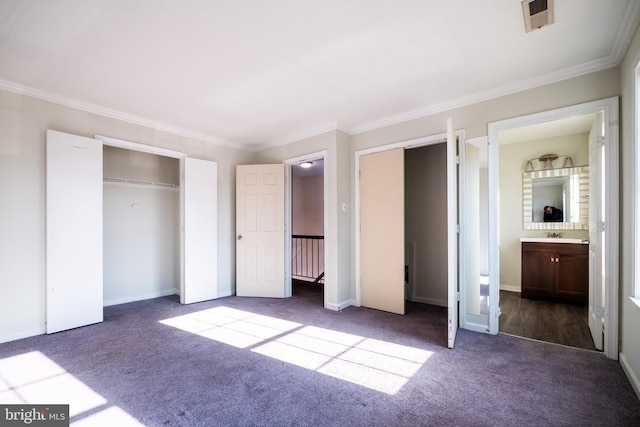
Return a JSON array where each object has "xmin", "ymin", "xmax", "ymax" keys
[
  {"xmin": 0, "ymin": 327, "xmax": 45, "ymax": 344},
  {"xmin": 412, "ymin": 296, "xmax": 447, "ymax": 307},
  {"xmin": 620, "ymin": 352, "xmax": 640, "ymax": 401},
  {"xmin": 500, "ymin": 284, "xmax": 520, "ymax": 293},
  {"xmin": 326, "ymin": 299, "xmax": 354, "ymax": 311},
  {"xmin": 104, "ymin": 289, "xmax": 176, "ymax": 307},
  {"xmin": 216, "ymin": 290, "xmax": 234, "ymax": 299}
]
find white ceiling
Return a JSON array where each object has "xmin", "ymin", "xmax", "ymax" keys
[{"xmin": 1, "ymin": 1, "xmax": 639, "ymax": 151}]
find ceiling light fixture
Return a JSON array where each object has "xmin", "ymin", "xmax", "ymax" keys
[{"xmin": 300, "ymin": 162, "xmax": 313, "ymax": 169}]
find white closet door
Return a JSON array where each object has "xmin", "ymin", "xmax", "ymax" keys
[
  {"xmin": 46, "ymin": 130, "xmax": 103, "ymax": 333},
  {"xmin": 588, "ymin": 112, "xmax": 604, "ymax": 350},
  {"xmin": 181, "ymin": 157, "xmax": 218, "ymax": 304},
  {"xmin": 447, "ymin": 118, "xmax": 459, "ymax": 349}
]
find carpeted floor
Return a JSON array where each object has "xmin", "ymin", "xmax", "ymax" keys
[{"xmin": 1, "ymin": 283, "xmax": 639, "ymax": 426}]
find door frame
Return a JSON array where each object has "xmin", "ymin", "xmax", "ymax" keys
[
  {"xmin": 486, "ymin": 96, "xmax": 619, "ymax": 359},
  {"xmin": 96, "ymin": 135, "xmax": 220, "ymax": 304},
  {"xmin": 354, "ymin": 130, "xmax": 466, "ymax": 309},
  {"xmin": 284, "ymin": 151, "xmax": 329, "ymax": 307}
]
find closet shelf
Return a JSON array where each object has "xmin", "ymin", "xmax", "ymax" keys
[{"xmin": 103, "ymin": 177, "xmax": 178, "ymax": 188}]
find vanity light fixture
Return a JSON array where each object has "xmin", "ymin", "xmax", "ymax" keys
[
  {"xmin": 539, "ymin": 153, "xmax": 558, "ymax": 170},
  {"xmin": 523, "ymin": 154, "xmax": 575, "ymax": 171},
  {"xmin": 300, "ymin": 161, "xmax": 313, "ymax": 169},
  {"xmin": 563, "ymin": 156, "xmax": 574, "ymax": 168}
]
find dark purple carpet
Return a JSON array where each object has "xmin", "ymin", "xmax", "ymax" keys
[{"xmin": 1, "ymin": 283, "xmax": 638, "ymax": 426}]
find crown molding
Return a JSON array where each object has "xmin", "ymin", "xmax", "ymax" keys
[
  {"xmin": 253, "ymin": 120, "xmax": 353, "ymax": 152},
  {"xmin": 611, "ymin": 0, "xmax": 640, "ymax": 65},
  {"xmin": 0, "ymin": 79, "xmax": 244, "ymax": 150},
  {"xmin": 350, "ymin": 57, "xmax": 617, "ymax": 136}
]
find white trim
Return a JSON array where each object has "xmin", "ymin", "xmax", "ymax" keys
[
  {"xmin": 0, "ymin": 328, "xmax": 46, "ymax": 345},
  {"xmin": 350, "ymin": 60, "xmax": 618, "ymax": 137},
  {"xmin": 263, "ymin": 122, "xmax": 352, "ymax": 151},
  {"xmin": 96, "ymin": 134, "xmax": 187, "ymax": 159},
  {"xmin": 620, "ymin": 352, "xmax": 640, "ymax": 401},
  {"xmin": 634, "ymin": 63, "xmax": 640, "ymax": 299},
  {"xmin": 500, "ymin": 285, "xmax": 520, "ymax": 293},
  {"xmin": 487, "ymin": 96, "xmax": 620, "ymax": 359},
  {"xmin": 412, "ymin": 296, "xmax": 447, "ymax": 307},
  {"xmin": 284, "ymin": 150, "xmax": 329, "ymax": 308},
  {"xmin": 0, "ymin": 80, "xmax": 238, "ymax": 150},
  {"xmin": 326, "ymin": 299, "xmax": 355, "ymax": 312},
  {"xmin": 611, "ymin": 1, "xmax": 640, "ymax": 65},
  {"xmin": 103, "ymin": 289, "xmax": 176, "ymax": 307}
]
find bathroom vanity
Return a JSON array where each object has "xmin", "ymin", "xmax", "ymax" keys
[{"xmin": 520, "ymin": 238, "xmax": 589, "ymax": 305}]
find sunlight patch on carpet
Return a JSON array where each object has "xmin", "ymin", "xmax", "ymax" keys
[
  {"xmin": 0, "ymin": 351, "xmax": 143, "ymax": 425},
  {"xmin": 159, "ymin": 306, "xmax": 301, "ymax": 348},
  {"xmin": 160, "ymin": 307, "xmax": 433, "ymax": 395}
]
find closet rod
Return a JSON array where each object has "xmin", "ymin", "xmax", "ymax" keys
[{"xmin": 103, "ymin": 177, "xmax": 178, "ymax": 188}]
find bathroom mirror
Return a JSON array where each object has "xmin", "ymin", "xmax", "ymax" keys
[{"xmin": 523, "ymin": 165, "xmax": 589, "ymax": 230}]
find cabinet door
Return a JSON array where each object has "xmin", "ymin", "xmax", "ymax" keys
[
  {"xmin": 556, "ymin": 253, "xmax": 589, "ymax": 303},
  {"xmin": 522, "ymin": 251, "xmax": 556, "ymax": 297}
]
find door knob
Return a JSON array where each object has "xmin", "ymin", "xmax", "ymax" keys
[{"xmin": 237, "ymin": 235, "xmax": 243, "ymax": 240}]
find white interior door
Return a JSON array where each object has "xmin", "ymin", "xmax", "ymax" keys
[
  {"xmin": 360, "ymin": 148, "xmax": 405, "ymax": 315},
  {"xmin": 588, "ymin": 112, "xmax": 605, "ymax": 350},
  {"xmin": 236, "ymin": 164, "xmax": 285, "ymax": 297},
  {"xmin": 181, "ymin": 157, "xmax": 218, "ymax": 304},
  {"xmin": 46, "ymin": 130, "xmax": 103, "ymax": 333},
  {"xmin": 447, "ymin": 118, "xmax": 459, "ymax": 348}
]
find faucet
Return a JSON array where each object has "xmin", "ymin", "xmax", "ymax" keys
[{"xmin": 547, "ymin": 232, "xmax": 562, "ymax": 238}]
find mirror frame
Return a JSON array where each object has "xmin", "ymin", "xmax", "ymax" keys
[{"xmin": 523, "ymin": 165, "xmax": 589, "ymax": 230}]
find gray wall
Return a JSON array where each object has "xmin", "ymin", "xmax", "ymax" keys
[{"xmin": 405, "ymin": 144, "xmax": 448, "ymax": 306}]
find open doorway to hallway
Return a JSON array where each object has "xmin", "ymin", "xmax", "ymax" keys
[{"xmin": 291, "ymin": 159, "xmax": 325, "ymax": 304}]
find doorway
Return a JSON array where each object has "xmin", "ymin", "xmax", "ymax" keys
[
  {"xmin": 103, "ymin": 146, "xmax": 180, "ymax": 307},
  {"xmin": 404, "ymin": 144, "xmax": 448, "ymax": 308},
  {"xmin": 355, "ymin": 125, "xmax": 461, "ymax": 348},
  {"xmin": 487, "ymin": 97, "xmax": 619, "ymax": 359},
  {"xmin": 290, "ymin": 158, "xmax": 325, "ymax": 305}
]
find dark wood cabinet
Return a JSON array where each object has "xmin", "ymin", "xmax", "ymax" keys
[{"xmin": 521, "ymin": 242, "xmax": 589, "ymax": 305}]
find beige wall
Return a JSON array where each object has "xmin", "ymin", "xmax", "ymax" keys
[
  {"xmin": 498, "ymin": 133, "xmax": 590, "ymax": 290},
  {"xmin": 0, "ymin": 89, "xmax": 252, "ymax": 342},
  {"xmin": 620, "ymin": 18, "xmax": 640, "ymax": 397},
  {"xmin": 0, "ymin": 48, "xmax": 631, "ymax": 360},
  {"xmin": 255, "ymin": 130, "xmax": 352, "ymax": 310}
]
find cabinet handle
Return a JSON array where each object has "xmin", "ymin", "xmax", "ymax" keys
[
  {"xmin": 556, "ymin": 257, "xmax": 559, "ymax": 262},
  {"xmin": 551, "ymin": 257, "xmax": 554, "ymax": 262}
]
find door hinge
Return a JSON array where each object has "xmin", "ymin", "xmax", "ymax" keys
[
  {"xmin": 456, "ymin": 155, "xmax": 460, "ymax": 165},
  {"xmin": 596, "ymin": 136, "xmax": 605, "ymax": 147},
  {"xmin": 598, "ymin": 221, "xmax": 605, "ymax": 232},
  {"xmin": 456, "ymin": 291, "xmax": 460, "ymax": 302},
  {"xmin": 456, "ymin": 224, "xmax": 460, "ymax": 234}
]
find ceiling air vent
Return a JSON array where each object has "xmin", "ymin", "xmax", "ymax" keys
[{"xmin": 522, "ymin": 0, "xmax": 554, "ymax": 33}]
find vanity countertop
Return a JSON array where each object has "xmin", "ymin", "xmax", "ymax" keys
[{"xmin": 520, "ymin": 237, "xmax": 588, "ymax": 244}]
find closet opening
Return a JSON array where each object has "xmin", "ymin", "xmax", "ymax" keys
[
  {"xmin": 103, "ymin": 146, "xmax": 180, "ymax": 307},
  {"xmin": 404, "ymin": 143, "xmax": 448, "ymax": 311}
]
